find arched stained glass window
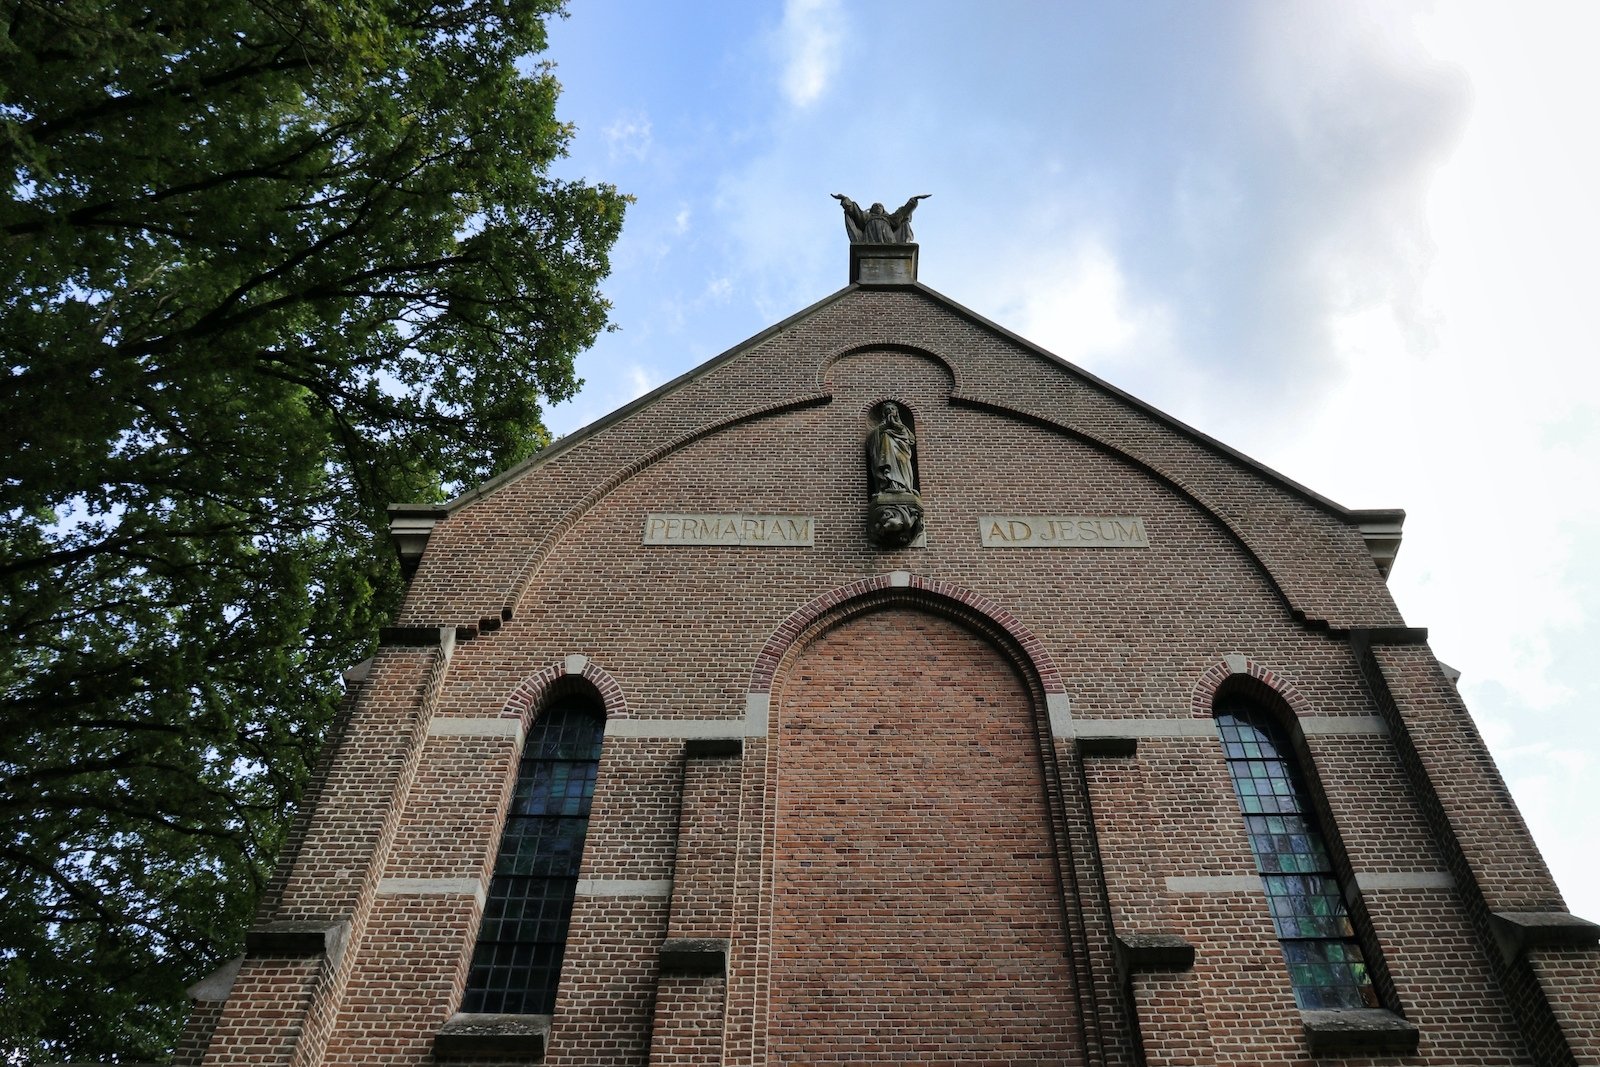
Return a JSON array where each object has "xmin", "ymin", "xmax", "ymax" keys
[
  {"xmin": 462, "ymin": 699, "xmax": 604, "ymax": 1015},
  {"xmin": 1215, "ymin": 702, "xmax": 1377, "ymax": 1011}
]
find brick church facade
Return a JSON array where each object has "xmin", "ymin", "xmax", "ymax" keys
[{"xmin": 176, "ymin": 230, "xmax": 1598, "ymax": 1066}]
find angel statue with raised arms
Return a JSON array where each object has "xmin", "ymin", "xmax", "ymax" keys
[{"xmin": 831, "ymin": 193, "xmax": 931, "ymax": 244}]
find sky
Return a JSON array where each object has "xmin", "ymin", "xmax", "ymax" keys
[{"xmin": 535, "ymin": 0, "xmax": 1600, "ymax": 921}]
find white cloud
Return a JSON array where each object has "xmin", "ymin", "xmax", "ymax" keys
[
  {"xmin": 626, "ymin": 363, "xmax": 657, "ymax": 401},
  {"xmin": 1220, "ymin": 0, "xmax": 1600, "ymax": 919},
  {"xmin": 778, "ymin": 0, "xmax": 845, "ymax": 108},
  {"xmin": 995, "ymin": 239, "xmax": 1172, "ymax": 372},
  {"xmin": 673, "ymin": 205, "xmax": 692, "ymax": 234},
  {"xmin": 603, "ymin": 112, "xmax": 653, "ymax": 161}
]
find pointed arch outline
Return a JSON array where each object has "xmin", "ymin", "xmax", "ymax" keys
[
  {"xmin": 1190, "ymin": 655, "xmax": 1314, "ymax": 720},
  {"xmin": 499, "ymin": 655, "xmax": 632, "ymax": 731},
  {"xmin": 747, "ymin": 570, "xmax": 1066, "ymax": 701},
  {"xmin": 740, "ymin": 570, "xmax": 1114, "ymax": 1063},
  {"xmin": 819, "ymin": 340, "xmax": 958, "ymax": 395}
]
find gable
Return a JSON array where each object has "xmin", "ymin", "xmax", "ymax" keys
[{"xmin": 394, "ymin": 281, "xmax": 1403, "ymax": 635}]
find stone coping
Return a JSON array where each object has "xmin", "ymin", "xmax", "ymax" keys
[
  {"xmin": 1115, "ymin": 932, "xmax": 1195, "ymax": 974},
  {"xmin": 659, "ymin": 937, "xmax": 728, "ymax": 975},
  {"xmin": 434, "ymin": 1013, "xmax": 550, "ymax": 1058},
  {"xmin": 1302, "ymin": 1008, "xmax": 1419, "ymax": 1056}
]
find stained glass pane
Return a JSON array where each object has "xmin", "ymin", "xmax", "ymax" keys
[
  {"xmin": 462, "ymin": 700, "xmax": 604, "ymax": 1016},
  {"xmin": 1216, "ymin": 704, "xmax": 1376, "ymax": 1011}
]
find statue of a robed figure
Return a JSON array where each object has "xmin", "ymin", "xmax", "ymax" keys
[
  {"xmin": 865, "ymin": 401, "xmax": 924, "ymax": 547},
  {"xmin": 831, "ymin": 193, "xmax": 930, "ymax": 245}
]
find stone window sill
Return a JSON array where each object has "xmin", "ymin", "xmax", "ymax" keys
[
  {"xmin": 1302, "ymin": 1008, "xmax": 1419, "ymax": 1056},
  {"xmin": 434, "ymin": 1013, "xmax": 551, "ymax": 1058}
]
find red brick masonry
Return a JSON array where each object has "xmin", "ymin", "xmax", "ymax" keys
[{"xmin": 179, "ymin": 277, "xmax": 1599, "ymax": 1066}]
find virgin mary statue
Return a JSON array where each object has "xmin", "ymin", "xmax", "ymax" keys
[{"xmin": 868, "ymin": 402, "xmax": 917, "ymax": 495}]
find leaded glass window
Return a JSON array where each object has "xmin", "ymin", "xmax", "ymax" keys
[
  {"xmin": 1215, "ymin": 702, "xmax": 1377, "ymax": 1010},
  {"xmin": 462, "ymin": 700, "xmax": 604, "ymax": 1015}
]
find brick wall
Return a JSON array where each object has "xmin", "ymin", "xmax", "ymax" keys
[{"xmin": 181, "ymin": 280, "xmax": 1597, "ymax": 1065}]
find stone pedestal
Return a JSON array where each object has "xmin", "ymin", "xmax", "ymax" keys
[{"xmin": 849, "ymin": 242, "xmax": 918, "ymax": 284}]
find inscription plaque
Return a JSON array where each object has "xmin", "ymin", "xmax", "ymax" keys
[
  {"xmin": 979, "ymin": 516, "xmax": 1149, "ymax": 548},
  {"xmin": 643, "ymin": 513, "xmax": 815, "ymax": 547}
]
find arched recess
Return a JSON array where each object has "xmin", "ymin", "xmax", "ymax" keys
[
  {"xmin": 1192, "ymin": 655, "xmax": 1403, "ymax": 1014},
  {"xmin": 749, "ymin": 570, "xmax": 1065, "ymax": 699},
  {"xmin": 738, "ymin": 573, "xmax": 1111, "ymax": 1066},
  {"xmin": 819, "ymin": 340, "xmax": 958, "ymax": 395}
]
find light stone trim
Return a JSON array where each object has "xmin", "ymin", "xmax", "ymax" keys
[
  {"xmin": 1167, "ymin": 872, "xmax": 1454, "ymax": 896},
  {"xmin": 429, "ymin": 717, "xmax": 524, "ymax": 742},
  {"xmin": 1075, "ymin": 718, "xmax": 1215, "ymax": 739},
  {"xmin": 1046, "ymin": 693, "xmax": 1072, "ymax": 737},
  {"xmin": 1356, "ymin": 871, "xmax": 1455, "ymax": 891},
  {"xmin": 978, "ymin": 515, "xmax": 1149, "ymax": 548},
  {"xmin": 575, "ymin": 878, "xmax": 673, "ymax": 898},
  {"xmin": 564, "ymin": 653, "xmax": 588, "ymax": 676},
  {"xmin": 1301, "ymin": 715, "xmax": 1388, "ymax": 736},
  {"xmin": 377, "ymin": 877, "xmax": 487, "ymax": 907},
  {"xmin": 889, "ymin": 569, "xmax": 912, "ymax": 588},
  {"xmin": 605, "ymin": 718, "xmax": 754, "ymax": 740},
  {"xmin": 1166, "ymin": 875, "xmax": 1262, "ymax": 893},
  {"xmin": 641, "ymin": 513, "xmax": 815, "ymax": 547},
  {"xmin": 187, "ymin": 955, "xmax": 244, "ymax": 1002},
  {"xmin": 1071, "ymin": 715, "xmax": 1386, "ymax": 738},
  {"xmin": 745, "ymin": 692, "xmax": 770, "ymax": 735},
  {"xmin": 1223, "ymin": 653, "xmax": 1249, "ymax": 674}
]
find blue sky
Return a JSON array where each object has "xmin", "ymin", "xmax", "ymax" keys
[{"xmin": 536, "ymin": 1, "xmax": 1600, "ymax": 920}]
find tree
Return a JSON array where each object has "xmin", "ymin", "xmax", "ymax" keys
[{"xmin": 0, "ymin": 1, "xmax": 625, "ymax": 1059}]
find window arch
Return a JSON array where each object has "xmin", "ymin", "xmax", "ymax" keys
[
  {"xmin": 1214, "ymin": 699, "xmax": 1377, "ymax": 1010},
  {"xmin": 462, "ymin": 696, "xmax": 605, "ymax": 1015}
]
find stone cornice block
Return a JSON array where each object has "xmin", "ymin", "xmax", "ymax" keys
[
  {"xmin": 684, "ymin": 737, "xmax": 743, "ymax": 758},
  {"xmin": 434, "ymin": 1013, "xmax": 550, "ymax": 1058},
  {"xmin": 659, "ymin": 937, "xmax": 728, "ymax": 974},
  {"xmin": 1076, "ymin": 735, "xmax": 1138, "ymax": 758},
  {"xmin": 1114, "ymin": 932, "xmax": 1195, "ymax": 974},
  {"xmin": 1491, "ymin": 910, "xmax": 1600, "ymax": 961},
  {"xmin": 243, "ymin": 919, "xmax": 348, "ymax": 958},
  {"xmin": 1302, "ymin": 1008, "xmax": 1420, "ymax": 1056}
]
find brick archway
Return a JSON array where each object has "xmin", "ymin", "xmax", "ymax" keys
[
  {"xmin": 1190, "ymin": 654, "xmax": 1313, "ymax": 719},
  {"xmin": 499, "ymin": 655, "xmax": 631, "ymax": 730},
  {"xmin": 748, "ymin": 570, "xmax": 1065, "ymax": 701}
]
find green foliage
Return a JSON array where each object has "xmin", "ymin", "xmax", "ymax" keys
[{"xmin": 0, "ymin": 0, "xmax": 625, "ymax": 1059}]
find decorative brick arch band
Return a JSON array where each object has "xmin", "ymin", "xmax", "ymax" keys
[
  {"xmin": 748, "ymin": 570, "xmax": 1065, "ymax": 699},
  {"xmin": 819, "ymin": 340, "xmax": 958, "ymax": 395},
  {"xmin": 499, "ymin": 656, "xmax": 631, "ymax": 730},
  {"xmin": 1190, "ymin": 654, "xmax": 1313, "ymax": 719},
  {"xmin": 952, "ymin": 395, "xmax": 1299, "ymax": 621},
  {"xmin": 505, "ymin": 393, "xmax": 830, "ymax": 621}
]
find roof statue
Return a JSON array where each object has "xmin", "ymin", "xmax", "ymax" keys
[{"xmin": 831, "ymin": 192, "xmax": 930, "ymax": 244}]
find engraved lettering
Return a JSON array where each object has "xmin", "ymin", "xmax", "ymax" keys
[
  {"xmin": 642, "ymin": 514, "xmax": 816, "ymax": 547},
  {"xmin": 979, "ymin": 515, "xmax": 1149, "ymax": 549}
]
